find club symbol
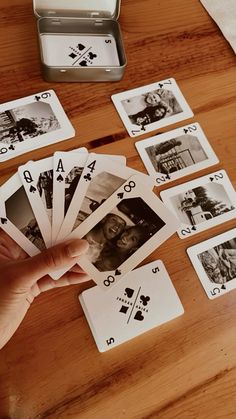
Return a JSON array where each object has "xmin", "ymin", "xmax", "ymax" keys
[
  {"xmin": 69, "ymin": 52, "xmax": 77, "ymax": 59},
  {"xmin": 88, "ymin": 52, "xmax": 97, "ymax": 60},
  {"xmin": 83, "ymin": 173, "xmax": 91, "ymax": 182},
  {"xmin": 57, "ymin": 174, "xmax": 64, "ymax": 182},
  {"xmin": 8, "ymin": 145, "xmax": 15, "ymax": 150},
  {"xmin": 158, "ymin": 83, "xmax": 163, "ymax": 88},
  {"xmin": 184, "ymin": 128, "xmax": 188, "ymax": 134},
  {"xmin": 0, "ymin": 218, "xmax": 7, "ymax": 225},
  {"xmin": 115, "ymin": 269, "xmax": 121, "ymax": 276},
  {"xmin": 134, "ymin": 310, "xmax": 144, "ymax": 321},
  {"xmin": 30, "ymin": 185, "xmax": 37, "ymax": 193},
  {"xmin": 165, "ymin": 173, "xmax": 171, "ymax": 180},
  {"xmin": 78, "ymin": 43, "xmax": 85, "ymax": 51},
  {"xmin": 124, "ymin": 287, "xmax": 134, "ymax": 298},
  {"xmin": 117, "ymin": 192, "xmax": 124, "ymax": 200},
  {"xmin": 79, "ymin": 60, "xmax": 88, "ymax": 67},
  {"xmin": 119, "ymin": 305, "xmax": 129, "ymax": 314},
  {"xmin": 140, "ymin": 295, "xmax": 150, "ymax": 306},
  {"xmin": 35, "ymin": 95, "xmax": 40, "ymax": 101}
]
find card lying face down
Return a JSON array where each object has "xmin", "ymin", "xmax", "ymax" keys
[
  {"xmin": 0, "ymin": 90, "xmax": 75, "ymax": 162},
  {"xmin": 79, "ymin": 260, "xmax": 184, "ymax": 352}
]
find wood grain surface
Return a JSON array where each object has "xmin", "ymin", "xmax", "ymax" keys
[{"xmin": 0, "ymin": 0, "xmax": 236, "ymax": 418}]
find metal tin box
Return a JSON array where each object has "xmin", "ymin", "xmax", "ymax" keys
[{"xmin": 33, "ymin": 0, "xmax": 127, "ymax": 82}]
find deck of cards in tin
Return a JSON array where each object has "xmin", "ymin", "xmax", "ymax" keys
[{"xmin": 33, "ymin": 0, "xmax": 127, "ymax": 82}]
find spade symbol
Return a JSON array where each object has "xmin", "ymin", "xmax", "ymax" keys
[
  {"xmin": 57, "ymin": 174, "xmax": 63, "ymax": 182},
  {"xmin": 79, "ymin": 60, "xmax": 88, "ymax": 67},
  {"xmin": 83, "ymin": 173, "xmax": 91, "ymax": 182},
  {"xmin": 134, "ymin": 310, "xmax": 144, "ymax": 321},
  {"xmin": 1, "ymin": 218, "xmax": 7, "ymax": 225},
  {"xmin": 140, "ymin": 295, "xmax": 150, "ymax": 306},
  {"xmin": 124, "ymin": 288, "xmax": 134, "ymax": 298},
  {"xmin": 221, "ymin": 284, "xmax": 226, "ymax": 290},
  {"xmin": 117, "ymin": 192, "xmax": 124, "ymax": 200},
  {"xmin": 210, "ymin": 177, "xmax": 214, "ymax": 182},
  {"xmin": 78, "ymin": 43, "xmax": 85, "ymax": 51},
  {"xmin": 30, "ymin": 185, "xmax": 36, "ymax": 193},
  {"xmin": 8, "ymin": 145, "xmax": 15, "ymax": 150},
  {"xmin": 191, "ymin": 225, "xmax": 197, "ymax": 231},
  {"xmin": 115, "ymin": 269, "xmax": 121, "ymax": 276}
]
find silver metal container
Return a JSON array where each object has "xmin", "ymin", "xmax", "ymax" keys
[{"xmin": 33, "ymin": 0, "xmax": 127, "ymax": 82}]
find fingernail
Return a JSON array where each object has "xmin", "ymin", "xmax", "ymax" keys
[{"xmin": 66, "ymin": 240, "xmax": 89, "ymax": 257}]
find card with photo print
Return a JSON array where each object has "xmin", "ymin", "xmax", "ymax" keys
[
  {"xmin": 18, "ymin": 157, "xmax": 54, "ymax": 248},
  {"xmin": 53, "ymin": 151, "xmax": 126, "ymax": 244},
  {"xmin": 187, "ymin": 228, "xmax": 236, "ymax": 299},
  {"xmin": 0, "ymin": 90, "xmax": 75, "ymax": 162},
  {"xmin": 52, "ymin": 174, "xmax": 180, "ymax": 287},
  {"xmin": 56, "ymin": 153, "xmax": 154, "ymax": 244},
  {"xmin": 160, "ymin": 170, "xmax": 236, "ymax": 239},
  {"xmin": 52, "ymin": 150, "xmax": 89, "ymax": 244},
  {"xmin": 41, "ymin": 34, "xmax": 120, "ymax": 68},
  {"xmin": 111, "ymin": 78, "xmax": 193, "ymax": 138},
  {"xmin": 79, "ymin": 260, "xmax": 184, "ymax": 352},
  {"xmin": 0, "ymin": 173, "xmax": 46, "ymax": 256},
  {"xmin": 135, "ymin": 123, "xmax": 219, "ymax": 185}
]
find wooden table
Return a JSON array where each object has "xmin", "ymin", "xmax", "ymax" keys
[{"xmin": 0, "ymin": 1, "xmax": 236, "ymax": 418}]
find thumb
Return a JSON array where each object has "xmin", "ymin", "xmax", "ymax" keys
[{"xmin": 11, "ymin": 239, "xmax": 89, "ymax": 289}]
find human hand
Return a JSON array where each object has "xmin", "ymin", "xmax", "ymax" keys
[{"xmin": 0, "ymin": 229, "xmax": 90, "ymax": 350}]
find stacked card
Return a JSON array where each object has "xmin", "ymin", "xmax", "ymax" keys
[{"xmin": 0, "ymin": 148, "xmax": 181, "ymax": 291}]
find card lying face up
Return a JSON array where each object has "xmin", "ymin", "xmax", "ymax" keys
[
  {"xmin": 79, "ymin": 260, "xmax": 184, "ymax": 352},
  {"xmin": 0, "ymin": 90, "xmax": 75, "ymax": 162},
  {"xmin": 52, "ymin": 174, "xmax": 180, "ymax": 287},
  {"xmin": 111, "ymin": 78, "xmax": 193, "ymax": 137},
  {"xmin": 160, "ymin": 170, "xmax": 236, "ymax": 239},
  {"xmin": 135, "ymin": 123, "xmax": 219, "ymax": 185},
  {"xmin": 187, "ymin": 228, "xmax": 236, "ymax": 299}
]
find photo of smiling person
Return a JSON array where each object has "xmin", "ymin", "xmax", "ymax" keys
[{"xmin": 83, "ymin": 213, "xmax": 127, "ymax": 264}]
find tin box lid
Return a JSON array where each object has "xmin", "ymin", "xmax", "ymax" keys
[{"xmin": 33, "ymin": 0, "xmax": 121, "ymax": 20}]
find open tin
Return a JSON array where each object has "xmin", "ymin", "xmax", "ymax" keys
[{"xmin": 33, "ymin": 0, "xmax": 127, "ymax": 82}]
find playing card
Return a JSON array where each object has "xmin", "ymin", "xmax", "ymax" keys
[
  {"xmin": 160, "ymin": 170, "xmax": 236, "ymax": 239},
  {"xmin": 0, "ymin": 173, "xmax": 46, "ymax": 256},
  {"xmin": 111, "ymin": 78, "xmax": 193, "ymax": 137},
  {"xmin": 0, "ymin": 90, "xmax": 75, "ymax": 162},
  {"xmin": 52, "ymin": 150, "xmax": 89, "ymax": 244},
  {"xmin": 135, "ymin": 123, "xmax": 219, "ymax": 185},
  {"xmin": 52, "ymin": 174, "xmax": 180, "ymax": 286},
  {"xmin": 18, "ymin": 157, "xmax": 54, "ymax": 247},
  {"xmin": 41, "ymin": 34, "xmax": 120, "ymax": 67},
  {"xmin": 187, "ymin": 228, "xmax": 236, "ymax": 299},
  {"xmin": 56, "ymin": 153, "xmax": 154, "ymax": 243},
  {"xmin": 79, "ymin": 260, "xmax": 184, "ymax": 352}
]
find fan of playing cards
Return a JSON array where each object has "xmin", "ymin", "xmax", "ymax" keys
[{"xmin": 0, "ymin": 146, "xmax": 181, "ymax": 290}]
